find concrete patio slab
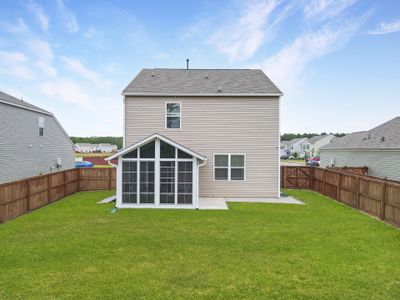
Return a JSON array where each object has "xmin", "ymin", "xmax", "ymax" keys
[
  {"xmin": 226, "ymin": 196, "xmax": 303, "ymax": 204},
  {"xmin": 198, "ymin": 197, "xmax": 229, "ymax": 210},
  {"xmin": 98, "ymin": 195, "xmax": 116, "ymax": 204}
]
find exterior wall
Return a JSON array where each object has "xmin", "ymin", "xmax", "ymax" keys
[
  {"xmin": 0, "ymin": 103, "xmax": 75, "ymax": 183},
  {"xmin": 320, "ymin": 149, "xmax": 400, "ymax": 181},
  {"xmin": 124, "ymin": 96, "xmax": 279, "ymax": 198}
]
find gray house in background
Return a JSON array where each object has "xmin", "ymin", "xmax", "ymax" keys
[
  {"xmin": 320, "ymin": 117, "xmax": 400, "ymax": 181},
  {"xmin": 0, "ymin": 91, "xmax": 75, "ymax": 183}
]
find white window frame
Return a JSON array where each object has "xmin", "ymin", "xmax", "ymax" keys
[
  {"xmin": 38, "ymin": 116, "xmax": 44, "ymax": 136},
  {"xmin": 213, "ymin": 153, "xmax": 246, "ymax": 181},
  {"xmin": 165, "ymin": 102, "xmax": 182, "ymax": 130}
]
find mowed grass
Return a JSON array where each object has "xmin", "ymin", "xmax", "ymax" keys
[{"xmin": 0, "ymin": 190, "xmax": 399, "ymax": 299}]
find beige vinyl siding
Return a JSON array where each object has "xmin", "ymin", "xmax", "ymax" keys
[
  {"xmin": 0, "ymin": 103, "xmax": 75, "ymax": 184},
  {"xmin": 125, "ymin": 96, "xmax": 279, "ymax": 198},
  {"xmin": 320, "ymin": 149, "xmax": 400, "ymax": 181}
]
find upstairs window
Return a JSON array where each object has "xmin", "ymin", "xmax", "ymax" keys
[
  {"xmin": 165, "ymin": 102, "xmax": 181, "ymax": 129},
  {"xmin": 38, "ymin": 117, "xmax": 44, "ymax": 136}
]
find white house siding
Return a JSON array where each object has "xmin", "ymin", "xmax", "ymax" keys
[
  {"xmin": 320, "ymin": 149, "xmax": 400, "ymax": 181},
  {"xmin": 124, "ymin": 96, "xmax": 280, "ymax": 198},
  {"xmin": 0, "ymin": 103, "xmax": 75, "ymax": 183}
]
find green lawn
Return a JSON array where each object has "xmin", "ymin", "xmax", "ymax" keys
[{"xmin": 0, "ymin": 190, "xmax": 399, "ymax": 299}]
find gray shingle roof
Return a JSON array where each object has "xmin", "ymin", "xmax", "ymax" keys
[
  {"xmin": 0, "ymin": 90, "xmax": 51, "ymax": 115},
  {"xmin": 123, "ymin": 68, "xmax": 282, "ymax": 96},
  {"xmin": 308, "ymin": 135, "xmax": 330, "ymax": 144},
  {"xmin": 321, "ymin": 117, "xmax": 400, "ymax": 150}
]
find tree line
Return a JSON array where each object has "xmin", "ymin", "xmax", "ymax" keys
[
  {"xmin": 70, "ymin": 136, "xmax": 123, "ymax": 149},
  {"xmin": 70, "ymin": 133, "xmax": 348, "ymax": 148},
  {"xmin": 280, "ymin": 132, "xmax": 347, "ymax": 141}
]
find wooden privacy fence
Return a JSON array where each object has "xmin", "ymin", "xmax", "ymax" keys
[
  {"xmin": 281, "ymin": 166, "xmax": 400, "ymax": 227},
  {"xmin": 0, "ymin": 168, "xmax": 116, "ymax": 223}
]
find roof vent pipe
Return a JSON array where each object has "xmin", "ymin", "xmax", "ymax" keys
[
  {"xmin": 186, "ymin": 58, "xmax": 189, "ymax": 70},
  {"xmin": 218, "ymin": 85, "xmax": 222, "ymax": 93}
]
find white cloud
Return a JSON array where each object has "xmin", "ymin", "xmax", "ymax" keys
[
  {"xmin": 40, "ymin": 79, "xmax": 92, "ymax": 109},
  {"xmin": 60, "ymin": 56, "xmax": 112, "ymax": 88},
  {"xmin": 260, "ymin": 19, "xmax": 363, "ymax": 92},
  {"xmin": 84, "ymin": 26, "xmax": 96, "ymax": 38},
  {"xmin": 28, "ymin": 37, "xmax": 54, "ymax": 63},
  {"xmin": 367, "ymin": 19, "xmax": 400, "ymax": 35},
  {"xmin": 0, "ymin": 18, "xmax": 29, "ymax": 33},
  {"xmin": 303, "ymin": 0, "xmax": 357, "ymax": 21},
  {"xmin": 56, "ymin": 0, "xmax": 79, "ymax": 33},
  {"xmin": 35, "ymin": 61, "xmax": 57, "ymax": 77},
  {"xmin": 27, "ymin": 0, "xmax": 49, "ymax": 32},
  {"xmin": 207, "ymin": 0, "xmax": 280, "ymax": 62},
  {"xmin": 0, "ymin": 50, "xmax": 34, "ymax": 79}
]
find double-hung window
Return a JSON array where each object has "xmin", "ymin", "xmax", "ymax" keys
[
  {"xmin": 38, "ymin": 117, "xmax": 44, "ymax": 136},
  {"xmin": 165, "ymin": 102, "xmax": 181, "ymax": 129},
  {"xmin": 214, "ymin": 154, "xmax": 245, "ymax": 181}
]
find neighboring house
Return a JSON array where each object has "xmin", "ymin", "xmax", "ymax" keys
[
  {"xmin": 96, "ymin": 143, "xmax": 118, "ymax": 153},
  {"xmin": 107, "ymin": 68, "xmax": 282, "ymax": 209},
  {"xmin": 308, "ymin": 134, "xmax": 335, "ymax": 156},
  {"xmin": 75, "ymin": 143, "xmax": 97, "ymax": 153},
  {"xmin": 320, "ymin": 117, "xmax": 400, "ymax": 181},
  {"xmin": 288, "ymin": 138, "xmax": 311, "ymax": 158},
  {"xmin": 280, "ymin": 141, "xmax": 291, "ymax": 157},
  {"xmin": 0, "ymin": 91, "xmax": 75, "ymax": 183}
]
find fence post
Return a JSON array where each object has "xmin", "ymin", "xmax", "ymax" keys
[
  {"xmin": 108, "ymin": 168, "xmax": 112, "ymax": 190},
  {"xmin": 26, "ymin": 179, "xmax": 31, "ymax": 212},
  {"xmin": 63, "ymin": 170, "xmax": 67, "ymax": 197},
  {"xmin": 282, "ymin": 166, "xmax": 286, "ymax": 189},
  {"xmin": 356, "ymin": 176, "xmax": 360, "ymax": 209},
  {"xmin": 47, "ymin": 173, "xmax": 51, "ymax": 203},
  {"xmin": 381, "ymin": 181, "xmax": 386, "ymax": 220},
  {"xmin": 296, "ymin": 167, "xmax": 299, "ymax": 189},
  {"xmin": 77, "ymin": 168, "xmax": 81, "ymax": 192},
  {"xmin": 310, "ymin": 167, "xmax": 314, "ymax": 190},
  {"xmin": 323, "ymin": 169, "xmax": 326, "ymax": 195},
  {"xmin": 337, "ymin": 172, "xmax": 341, "ymax": 202}
]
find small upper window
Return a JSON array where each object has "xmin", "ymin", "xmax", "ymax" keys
[
  {"xmin": 38, "ymin": 117, "xmax": 44, "ymax": 136},
  {"xmin": 166, "ymin": 103, "xmax": 181, "ymax": 129}
]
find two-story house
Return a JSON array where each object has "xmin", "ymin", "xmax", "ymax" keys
[
  {"xmin": 308, "ymin": 134, "xmax": 335, "ymax": 157},
  {"xmin": 288, "ymin": 138, "xmax": 311, "ymax": 158},
  {"xmin": 0, "ymin": 91, "xmax": 75, "ymax": 183},
  {"xmin": 107, "ymin": 68, "xmax": 282, "ymax": 209}
]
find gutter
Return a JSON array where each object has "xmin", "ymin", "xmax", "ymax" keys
[{"xmin": 122, "ymin": 92, "xmax": 284, "ymax": 97}]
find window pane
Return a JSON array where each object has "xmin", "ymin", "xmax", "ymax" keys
[
  {"xmin": 140, "ymin": 141, "xmax": 155, "ymax": 158},
  {"xmin": 167, "ymin": 117, "xmax": 180, "ymax": 129},
  {"xmin": 140, "ymin": 161, "xmax": 154, "ymax": 203},
  {"xmin": 167, "ymin": 103, "xmax": 180, "ymax": 114},
  {"xmin": 123, "ymin": 149, "xmax": 137, "ymax": 158},
  {"xmin": 231, "ymin": 155, "xmax": 244, "ymax": 167},
  {"xmin": 178, "ymin": 149, "xmax": 192, "ymax": 159},
  {"xmin": 215, "ymin": 168, "xmax": 228, "ymax": 180},
  {"xmin": 160, "ymin": 141, "xmax": 175, "ymax": 158},
  {"xmin": 160, "ymin": 161, "xmax": 175, "ymax": 204},
  {"xmin": 178, "ymin": 162, "xmax": 192, "ymax": 204},
  {"xmin": 122, "ymin": 161, "xmax": 137, "ymax": 204},
  {"xmin": 215, "ymin": 155, "xmax": 228, "ymax": 167},
  {"xmin": 231, "ymin": 168, "xmax": 244, "ymax": 180},
  {"xmin": 39, "ymin": 127, "xmax": 44, "ymax": 136}
]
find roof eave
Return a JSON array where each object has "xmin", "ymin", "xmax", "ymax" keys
[
  {"xmin": 321, "ymin": 147, "xmax": 400, "ymax": 151},
  {"xmin": 122, "ymin": 92, "xmax": 283, "ymax": 97}
]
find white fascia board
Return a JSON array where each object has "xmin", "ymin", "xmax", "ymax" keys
[
  {"xmin": 122, "ymin": 92, "xmax": 283, "ymax": 97},
  {"xmin": 0, "ymin": 99, "xmax": 52, "ymax": 116},
  {"xmin": 106, "ymin": 133, "xmax": 207, "ymax": 161}
]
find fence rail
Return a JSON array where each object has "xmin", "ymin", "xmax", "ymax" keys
[
  {"xmin": 0, "ymin": 168, "xmax": 116, "ymax": 223},
  {"xmin": 281, "ymin": 166, "xmax": 400, "ymax": 227}
]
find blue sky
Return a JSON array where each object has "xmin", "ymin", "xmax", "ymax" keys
[{"xmin": 0, "ymin": 0, "xmax": 399, "ymax": 136}]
